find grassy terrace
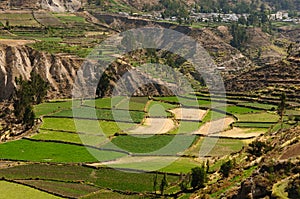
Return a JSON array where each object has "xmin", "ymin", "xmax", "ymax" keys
[
  {"xmin": 2, "ymin": 94, "xmax": 297, "ymax": 198},
  {"xmin": 0, "ymin": 139, "xmax": 125, "ymax": 163},
  {"xmin": 0, "ymin": 164, "xmax": 179, "ymax": 193},
  {"xmin": 0, "ymin": 180, "xmax": 60, "ymax": 199}
]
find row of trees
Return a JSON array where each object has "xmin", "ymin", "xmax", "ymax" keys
[
  {"xmin": 153, "ymin": 159, "xmax": 236, "ymax": 195},
  {"xmin": 13, "ymin": 71, "xmax": 48, "ymax": 128}
]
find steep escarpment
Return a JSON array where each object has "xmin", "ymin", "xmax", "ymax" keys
[
  {"xmin": 0, "ymin": 44, "xmax": 83, "ymax": 100},
  {"xmin": 0, "ymin": 0, "xmax": 82, "ymax": 12},
  {"xmin": 0, "ymin": 44, "xmax": 179, "ymax": 101}
]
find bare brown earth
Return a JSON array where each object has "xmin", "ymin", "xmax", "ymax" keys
[
  {"xmin": 169, "ymin": 108, "xmax": 207, "ymax": 121},
  {"xmin": 280, "ymin": 142, "xmax": 300, "ymax": 160},
  {"xmin": 0, "ymin": 39, "xmax": 35, "ymax": 46},
  {"xmin": 128, "ymin": 118, "xmax": 176, "ymax": 134},
  {"xmin": 215, "ymin": 127, "xmax": 265, "ymax": 139},
  {"xmin": 194, "ymin": 117, "xmax": 235, "ymax": 135}
]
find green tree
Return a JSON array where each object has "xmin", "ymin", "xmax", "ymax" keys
[
  {"xmin": 153, "ymin": 172, "xmax": 158, "ymax": 193},
  {"xmin": 220, "ymin": 160, "xmax": 233, "ymax": 178},
  {"xmin": 230, "ymin": 23, "xmax": 248, "ymax": 49},
  {"xmin": 160, "ymin": 173, "xmax": 168, "ymax": 195},
  {"xmin": 278, "ymin": 92, "xmax": 286, "ymax": 129},
  {"xmin": 13, "ymin": 71, "xmax": 48, "ymax": 128},
  {"xmin": 191, "ymin": 166, "xmax": 207, "ymax": 189}
]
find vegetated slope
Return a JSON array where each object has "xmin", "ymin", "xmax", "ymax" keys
[
  {"xmin": 190, "ymin": 125, "xmax": 300, "ymax": 198},
  {"xmin": 225, "ymin": 42, "xmax": 300, "ymax": 96},
  {"xmin": 242, "ymin": 27, "xmax": 288, "ymax": 65},
  {"xmin": 227, "ymin": 126, "xmax": 300, "ymax": 198}
]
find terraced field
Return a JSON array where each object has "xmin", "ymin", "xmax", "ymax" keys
[{"xmin": 1, "ymin": 94, "xmax": 296, "ymax": 198}]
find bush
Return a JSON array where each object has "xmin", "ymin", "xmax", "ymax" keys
[
  {"xmin": 286, "ymin": 176, "xmax": 300, "ymax": 199},
  {"xmin": 220, "ymin": 160, "xmax": 233, "ymax": 178},
  {"xmin": 247, "ymin": 141, "xmax": 272, "ymax": 157},
  {"xmin": 191, "ymin": 167, "xmax": 207, "ymax": 189}
]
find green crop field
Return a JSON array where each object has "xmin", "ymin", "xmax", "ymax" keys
[
  {"xmin": 0, "ymin": 13, "xmax": 40, "ymax": 27},
  {"xmin": 41, "ymin": 118, "xmax": 136, "ymax": 137},
  {"xmin": 160, "ymin": 157, "xmax": 202, "ymax": 174},
  {"xmin": 147, "ymin": 100, "xmax": 177, "ymax": 117},
  {"xmin": 233, "ymin": 122, "xmax": 275, "ymax": 128},
  {"xmin": 82, "ymin": 189, "xmax": 141, "ymax": 199},
  {"xmin": 16, "ymin": 180, "xmax": 100, "ymax": 198},
  {"xmin": 108, "ymin": 134, "xmax": 197, "ymax": 155},
  {"xmin": 0, "ymin": 164, "xmax": 178, "ymax": 193},
  {"xmin": 0, "ymin": 180, "xmax": 60, "ymax": 199},
  {"xmin": 34, "ymin": 100, "xmax": 73, "ymax": 117},
  {"xmin": 32, "ymin": 130, "xmax": 107, "ymax": 146},
  {"xmin": 116, "ymin": 97, "xmax": 148, "ymax": 111},
  {"xmin": 202, "ymin": 110, "xmax": 227, "ymax": 123},
  {"xmin": 50, "ymin": 107, "xmax": 145, "ymax": 123},
  {"xmin": 237, "ymin": 102, "xmax": 277, "ymax": 110},
  {"xmin": 185, "ymin": 137, "xmax": 245, "ymax": 157},
  {"xmin": 0, "ymin": 139, "xmax": 125, "ymax": 163},
  {"xmin": 218, "ymin": 106, "xmax": 261, "ymax": 115},
  {"xmin": 236, "ymin": 112, "xmax": 279, "ymax": 122},
  {"xmin": 53, "ymin": 13, "xmax": 87, "ymax": 23}
]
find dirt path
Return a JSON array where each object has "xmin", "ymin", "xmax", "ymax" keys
[
  {"xmin": 169, "ymin": 108, "xmax": 207, "ymax": 121},
  {"xmin": 128, "ymin": 118, "xmax": 176, "ymax": 134},
  {"xmin": 194, "ymin": 117, "xmax": 235, "ymax": 135}
]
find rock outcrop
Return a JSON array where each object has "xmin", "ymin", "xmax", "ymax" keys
[{"xmin": 0, "ymin": 44, "xmax": 83, "ymax": 100}]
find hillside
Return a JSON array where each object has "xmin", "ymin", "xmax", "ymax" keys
[{"xmin": 191, "ymin": 126, "xmax": 300, "ymax": 198}]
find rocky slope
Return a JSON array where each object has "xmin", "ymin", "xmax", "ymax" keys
[
  {"xmin": 0, "ymin": 44, "xmax": 83, "ymax": 100},
  {"xmin": 0, "ymin": 0, "xmax": 83, "ymax": 12}
]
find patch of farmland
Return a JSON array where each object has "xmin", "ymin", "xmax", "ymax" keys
[
  {"xmin": 195, "ymin": 117, "xmax": 235, "ymax": 135},
  {"xmin": 108, "ymin": 134, "xmax": 196, "ymax": 155},
  {"xmin": 215, "ymin": 127, "xmax": 267, "ymax": 138},
  {"xmin": 33, "ymin": 11, "xmax": 63, "ymax": 27},
  {"xmin": 82, "ymin": 189, "xmax": 140, "ymax": 199},
  {"xmin": 31, "ymin": 130, "xmax": 108, "ymax": 146},
  {"xmin": 128, "ymin": 118, "xmax": 176, "ymax": 134},
  {"xmin": 0, "ymin": 180, "xmax": 60, "ymax": 198},
  {"xmin": 34, "ymin": 100, "xmax": 73, "ymax": 117},
  {"xmin": 0, "ymin": 139, "xmax": 125, "ymax": 163},
  {"xmin": 233, "ymin": 122, "xmax": 275, "ymax": 128},
  {"xmin": 236, "ymin": 112, "xmax": 279, "ymax": 122},
  {"xmin": 40, "ymin": 118, "xmax": 136, "ymax": 137},
  {"xmin": 0, "ymin": 39, "xmax": 36, "ymax": 46},
  {"xmin": 50, "ymin": 107, "xmax": 145, "ymax": 123},
  {"xmin": 159, "ymin": 157, "xmax": 203, "ymax": 174},
  {"xmin": 84, "ymin": 97, "xmax": 125, "ymax": 109},
  {"xmin": 0, "ymin": 12, "xmax": 40, "ymax": 27},
  {"xmin": 147, "ymin": 100, "xmax": 177, "ymax": 117},
  {"xmin": 0, "ymin": 164, "xmax": 179, "ymax": 193},
  {"xmin": 237, "ymin": 102, "xmax": 277, "ymax": 110},
  {"xmin": 94, "ymin": 156, "xmax": 178, "ymax": 172},
  {"xmin": 185, "ymin": 137, "xmax": 245, "ymax": 157},
  {"xmin": 169, "ymin": 108, "xmax": 207, "ymax": 121},
  {"xmin": 15, "ymin": 180, "xmax": 99, "ymax": 198},
  {"xmin": 218, "ymin": 105, "xmax": 261, "ymax": 114},
  {"xmin": 116, "ymin": 97, "xmax": 148, "ymax": 111}
]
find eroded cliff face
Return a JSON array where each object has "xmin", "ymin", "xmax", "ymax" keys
[
  {"xmin": 0, "ymin": 44, "xmax": 83, "ymax": 100},
  {"xmin": 0, "ymin": 44, "xmax": 179, "ymax": 101},
  {"xmin": 0, "ymin": 0, "xmax": 82, "ymax": 12}
]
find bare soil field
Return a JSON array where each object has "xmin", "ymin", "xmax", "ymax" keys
[
  {"xmin": 194, "ymin": 117, "xmax": 235, "ymax": 135},
  {"xmin": 169, "ymin": 108, "xmax": 207, "ymax": 121},
  {"xmin": 280, "ymin": 143, "xmax": 300, "ymax": 160},
  {"xmin": 129, "ymin": 118, "xmax": 176, "ymax": 134},
  {"xmin": 215, "ymin": 127, "xmax": 265, "ymax": 139},
  {"xmin": 0, "ymin": 39, "xmax": 36, "ymax": 46}
]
